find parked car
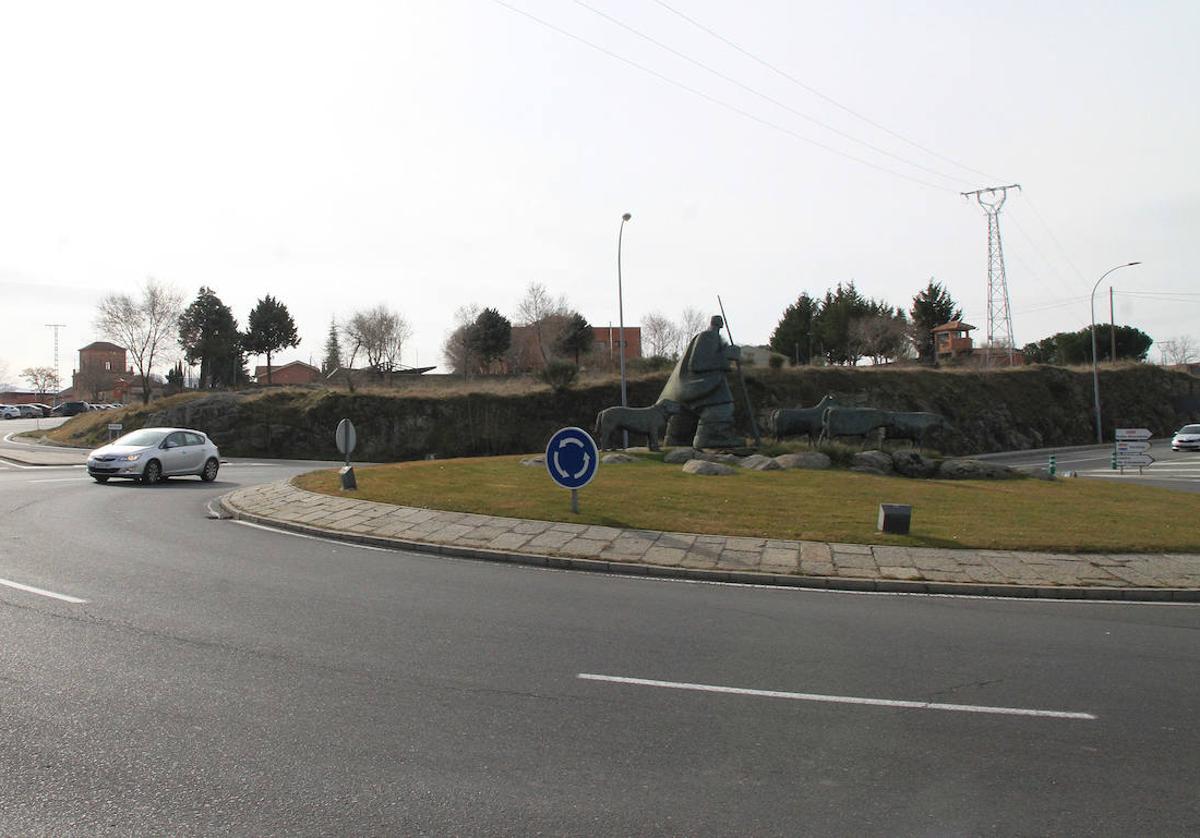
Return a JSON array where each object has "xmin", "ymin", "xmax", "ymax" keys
[
  {"xmin": 51, "ymin": 401, "xmax": 91, "ymax": 417},
  {"xmin": 17, "ymin": 404, "xmax": 43, "ymax": 418},
  {"xmin": 87, "ymin": 427, "xmax": 221, "ymax": 484},
  {"xmin": 1171, "ymin": 424, "xmax": 1200, "ymax": 451},
  {"xmin": 0, "ymin": 404, "xmax": 20, "ymax": 419},
  {"xmin": 26, "ymin": 402, "xmax": 53, "ymax": 417}
]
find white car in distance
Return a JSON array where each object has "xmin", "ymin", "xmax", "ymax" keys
[{"xmin": 88, "ymin": 427, "xmax": 220, "ymax": 484}]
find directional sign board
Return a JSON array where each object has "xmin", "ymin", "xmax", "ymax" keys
[
  {"xmin": 1115, "ymin": 441, "xmax": 1152, "ymax": 454},
  {"xmin": 335, "ymin": 418, "xmax": 357, "ymax": 457},
  {"xmin": 545, "ymin": 426, "xmax": 599, "ymax": 490},
  {"xmin": 1114, "ymin": 454, "xmax": 1154, "ymax": 467},
  {"xmin": 1115, "ymin": 428, "xmax": 1152, "ymax": 441}
]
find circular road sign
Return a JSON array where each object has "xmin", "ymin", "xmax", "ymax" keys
[{"xmin": 545, "ymin": 426, "xmax": 599, "ymax": 490}]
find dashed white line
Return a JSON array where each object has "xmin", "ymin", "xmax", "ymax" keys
[
  {"xmin": 577, "ymin": 673, "xmax": 1098, "ymax": 720},
  {"xmin": 0, "ymin": 576, "xmax": 88, "ymax": 604}
]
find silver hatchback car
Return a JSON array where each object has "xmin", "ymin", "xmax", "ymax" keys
[{"xmin": 88, "ymin": 427, "xmax": 220, "ymax": 484}]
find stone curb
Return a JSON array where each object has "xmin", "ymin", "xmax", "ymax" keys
[{"xmin": 217, "ymin": 491, "xmax": 1200, "ymax": 603}]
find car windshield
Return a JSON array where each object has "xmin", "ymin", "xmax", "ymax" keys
[
  {"xmin": 114, "ymin": 429, "xmax": 169, "ymax": 447},
  {"xmin": 1179, "ymin": 425, "xmax": 1200, "ymax": 435}
]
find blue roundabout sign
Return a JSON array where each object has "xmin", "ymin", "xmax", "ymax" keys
[{"xmin": 545, "ymin": 426, "xmax": 599, "ymax": 491}]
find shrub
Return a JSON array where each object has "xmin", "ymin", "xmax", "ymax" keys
[
  {"xmin": 768, "ymin": 354, "xmax": 784, "ymax": 369},
  {"xmin": 628, "ymin": 355, "xmax": 675, "ymax": 373},
  {"xmin": 540, "ymin": 360, "xmax": 579, "ymax": 392}
]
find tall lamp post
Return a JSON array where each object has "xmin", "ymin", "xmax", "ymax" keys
[
  {"xmin": 1090, "ymin": 261, "xmax": 1141, "ymax": 444},
  {"xmin": 617, "ymin": 212, "xmax": 632, "ymax": 447}
]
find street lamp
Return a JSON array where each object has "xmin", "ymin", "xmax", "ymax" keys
[
  {"xmin": 617, "ymin": 212, "xmax": 631, "ymax": 447},
  {"xmin": 1090, "ymin": 261, "xmax": 1141, "ymax": 444}
]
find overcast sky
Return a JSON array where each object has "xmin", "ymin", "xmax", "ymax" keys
[{"xmin": 1, "ymin": 0, "xmax": 1196, "ymax": 386}]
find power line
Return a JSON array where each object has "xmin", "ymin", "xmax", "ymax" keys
[
  {"xmin": 570, "ymin": 0, "xmax": 973, "ymax": 187},
  {"xmin": 650, "ymin": 0, "xmax": 1001, "ymax": 183},
  {"xmin": 488, "ymin": 0, "xmax": 956, "ymax": 193}
]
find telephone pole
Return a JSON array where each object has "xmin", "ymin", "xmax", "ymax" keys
[
  {"xmin": 45, "ymin": 323, "xmax": 66, "ymax": 402},
  {"xmin": 962, "ymin": 184, "xmax": 1020, "ymax": 366}
]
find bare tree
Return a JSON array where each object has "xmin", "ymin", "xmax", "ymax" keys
[
  {"xmin": 515, "ymin": 282, "xmax": 568, "ymax": 363},
  {"xmin": 641, "ymin": 311, "xmax": 680, "ymax": 358},
  {"xmin": 94, "ymin": 278, "xmax": 185, "ymax": 404},
  {"xmin": 677, "ymin": 307, "xmax": 707, "ymax": 347},
  {"xmin": 21, "ymin": 366, "xmax": 61, "ymax": 399},
  {"xmin": 849, "ymin": 314, "xmax": 911, "ymax": 365},
  {"xmin": 442, "ymin": 305, "xmax": 481, "ymax": 375},
  {"xmin": 1160, "ymin": 336, "xmax": 1197, "ymax": 366},
  {"xmin": 345, "ymin": 305, "xmax": 413, "ymax": 376}
]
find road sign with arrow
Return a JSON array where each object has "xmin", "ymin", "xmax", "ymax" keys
[
  {"xmin": 1115, "ymin": 428, "xmax": 1152, "ymax": 441},
  {"xmin": 545, "ymin": 427, "xmax": 599, "ymax": 513}
]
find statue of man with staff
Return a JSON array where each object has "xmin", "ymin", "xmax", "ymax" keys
[{"xmin": 657, "ymin": 315, "xmax": 743, "ymax": 448}]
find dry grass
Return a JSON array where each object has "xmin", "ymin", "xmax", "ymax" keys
[{"xmin": 292, "ymin": 456, "xmax": 1200, "ymax": 553}]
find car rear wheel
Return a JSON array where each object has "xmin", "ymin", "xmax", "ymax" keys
[
  {"xmin": 92, "ymin": 475, "xmax": 109, "ymax": 483},
  {"xmin": 201, "ymin": 458, "xmax": 219, "ymax": 482},
  {"xmin": 142, "ymin": 459, "xmax": 162, "ymax": 485}
]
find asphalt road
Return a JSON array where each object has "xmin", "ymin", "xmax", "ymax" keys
[
  {"xmin": 0, "ymin": 435, "xmax": 1198, "ymax": 834},
  {"xmin": 978, "ymin": 439, "xmax": 1200, "ymax": 493}
]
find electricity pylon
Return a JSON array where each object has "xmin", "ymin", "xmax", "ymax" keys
[{"xmin": 962, "ymin": 184, "xmax": 1020, "ymax": 366}]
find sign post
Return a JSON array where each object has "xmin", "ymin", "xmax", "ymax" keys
[
  {"xmin": 107, "ymin": 422, "xmax": 123, "ymax": 442},
  {"xmin": 336, "ymin": 418, "xmax": 358, "ymax": 490},
  {"xmin": 1113, "ymin": 428, "xmax": 1153, "ymax": 474},
  {"xmin": 545, "ymin": 427, "xmax": 599, "ymax": 513}
]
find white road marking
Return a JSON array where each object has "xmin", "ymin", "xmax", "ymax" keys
[
  {"xmin": 27, "ymin": 476, "xmax": 88, "ymax": 483},
  {"xmin": 578, "ymin": 673, "xmax": 1098, "ymax": 720},
  {"xmin": 0, "ymin": 576, "xmax": 88, "ymax": 604}
]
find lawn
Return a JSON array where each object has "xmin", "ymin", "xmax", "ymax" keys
[{"xmin": 291, "ymin": 455, "xmax": 1200, "ymax": 553}]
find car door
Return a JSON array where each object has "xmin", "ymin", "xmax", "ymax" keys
[
  {"xmin": 181, "ymin": 432, "xmax": 207, "ymax": 472},
  {"xmin": 159, "ymin": 432, "xmax": 191, "ymax": 475}
]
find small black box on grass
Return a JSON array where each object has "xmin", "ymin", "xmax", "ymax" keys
[
  {"xmin": 878, "ymin": 503, "xmax": 911, "ymax": 535},
  {"xmin": 339, "ymin": 465, "xmax": 357, "ymax": 491}
]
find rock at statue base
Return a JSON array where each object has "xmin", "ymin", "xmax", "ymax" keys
[
  {"xmin": 681, "ymin": 459, "xmax": 738, "ymax": 476},
  {"xmin": 936, "ymin": 459, "xmax": 1017, "ymax": 480},
  {"xmin": 852, "ymin": 450, "xmax": 894, "ymax": 474},
  {"xmin": 891, "ymin": 450, "xmax": 938, "ymax": 478},
  {"xmin": 738, "ymin": 454, "xmax": 782, "ymax": 471},
  {"xmin": 774, "ymin": 452, "xmax": 831, "ymax": 470},
  {"xmin": 601, "ymin": 453, "xmax": 637, "ymax": 464},
  {"xmin": 663, "ymin": 447, "xmax": 706, "ymax": 464}
]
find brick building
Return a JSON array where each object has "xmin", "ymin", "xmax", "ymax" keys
[
  {"xmin": 71, "ymin": 341, "xmax": 130, "ymax": 401},
  {"xmin": 253, "ymin": 361, "xmax": 322, "ymax": 385}
]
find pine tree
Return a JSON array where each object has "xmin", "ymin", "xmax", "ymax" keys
[
  {"xmin": 243, "ymin": 295, "xmax": 300, "ymax": 384},
  {"xmin": 909, "ymin": 279, "xmax": 962, "ymax": 365},
  {"xmin": 322, "ymin": 319, "xmax": 343, "ymax": 375},
  {"xmin": 769, "ymin": 293, "xmax": 820, "ymax": 365}
]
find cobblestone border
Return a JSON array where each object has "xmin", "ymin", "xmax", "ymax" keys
[{"xmin": 218, "ymin": 485, "xmax": 1200, "ymax": 603}]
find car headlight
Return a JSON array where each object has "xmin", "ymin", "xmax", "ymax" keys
[{"xmin": 122, "ymin": 454, "xmax": 141, "ymax": 461}]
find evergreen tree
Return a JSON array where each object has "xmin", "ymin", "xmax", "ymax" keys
[
  {"xmin": 1022, "ymin": 325, "xmax": 1152, "ymax": 365},
  {"xmin": 815, "ymin": 282, "xmax": 872, "ymax": 365},
  {"xmin": 467, "ymin": 307, "xmax": 512, "ymax": 372},
  {"xmin": 322, "ymin": 319, "xmax": 342, "ymax": 375},
  {"xmin": 909, "ymin": 279, "xmax": 962, "ymax": 365},
  {"xmin": 768, "ymin": 293, "xmax": 821, "ymax": 365},
  {"xmin": 554, "ymin": 312, "xmax": 593, "ymax": 366},
  {"xmin": 178, "ymin": 287, "xmax": 243, "ymax": 388},
  {"xmin": 243, "ymin": 295, "xmax": 300, "ymax": 384}
]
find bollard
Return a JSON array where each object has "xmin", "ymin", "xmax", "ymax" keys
[
  {"xmin": 339, "ymin": 465, "xmax": 357, "ymax": 491},
  {"xmin": 1111, "ymin": 451, "xmax": 1117, "ymax": 471},
  {"xmin": 1048, "ymin": 454, "xmax": 1056, "ymax": 477}
]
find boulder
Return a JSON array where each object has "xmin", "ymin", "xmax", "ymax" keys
[
  {"xmin": 852, "ymin": 450, "xmax": 894, "ymax": 474},
  {"xmin": 663, "ymin": 447, "xmax": 705, "ymax": 464},
  {"xmin": 682, "ymin": 459, "xmax": 738, "ymax": 476},
  {"xmin": 519, "ymin": 455, "xmax": 546, "ymax": 467},
  {"xmin": 711, "ymin": 453, "xmax": 742, "ymax": 464},
  {"xmin": 936, "ymin": 459, "xmax": 1018, "ymax": 480},
  {"xmin": 891, "ymin": 450, "xmax": 938, "ymax": 478},
  {"xmin": 739, "ymin": 454, "xmax": 783, "ymax": 471},
  {"xmin": 601, "ymin": 453, "xmax": 637, "ymax": 464},
  {"xmin": 774, "ymin": 452, "xmax": 831, "ymax": 470}
]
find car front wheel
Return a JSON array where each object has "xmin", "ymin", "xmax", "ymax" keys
[
  {"xmin": 201, "ymin": 458, "xmax": 219, "ymax": 482},
  {"xmin": 142, "ymin": 460, "xmax": 162, "ymax": 485}
]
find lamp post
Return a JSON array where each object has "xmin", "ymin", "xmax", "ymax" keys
[
  {"xmin": 1090, "ymin": 261, "xmax": 1141, "ymax": 444},
  {"xmin": 617, "ymin": 212, "xmax": 631, "ymax": 447}
]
